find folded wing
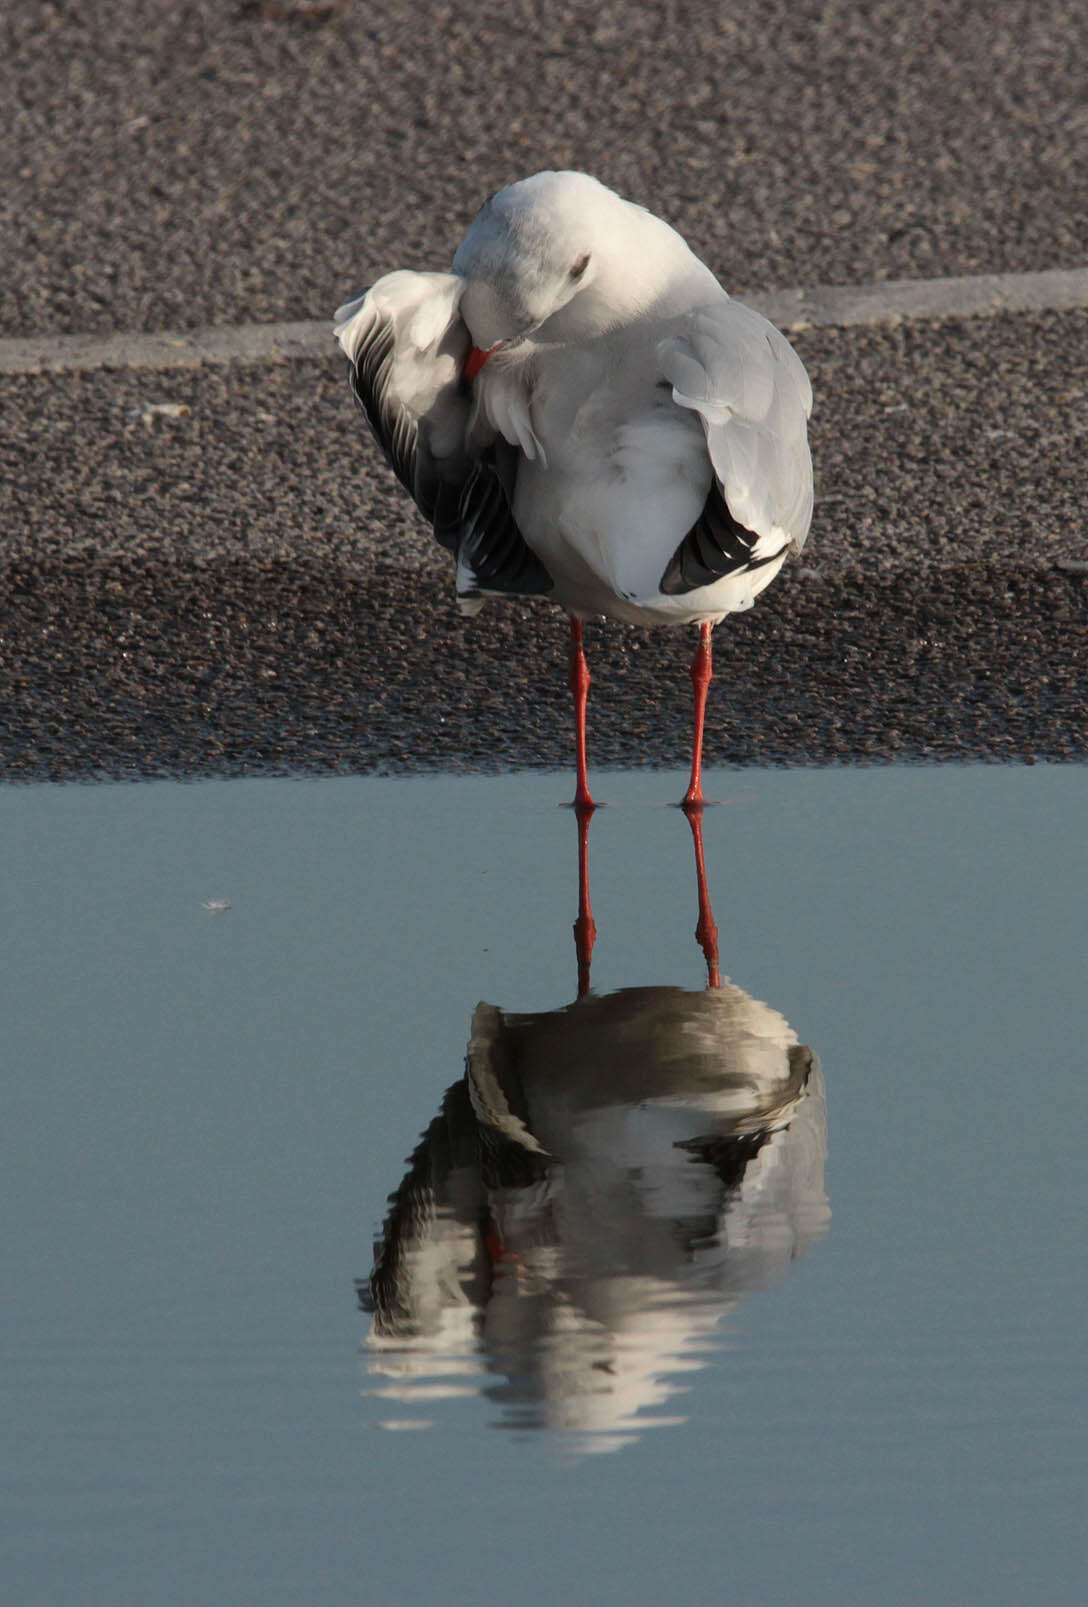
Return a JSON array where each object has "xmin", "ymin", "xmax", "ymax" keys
[
  {"xmin": 334, "ymin": 271, "xmax": 553, "ymax": 608},
  {"xmin": 657, "ymin": 300, "xmax": 814, "ymax": 596}
]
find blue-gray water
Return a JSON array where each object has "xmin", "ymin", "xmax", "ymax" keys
[{"xmin": 3, "ymin": 767, "xmax": 1086, "ymax": 1605}]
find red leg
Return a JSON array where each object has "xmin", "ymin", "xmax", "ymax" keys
[
  {"xmin": 568, "ymin": 616, "xmax": 596, "ymax": 810},
  {"xmin": 681, "ymin": 621, "xmax": 714, "ymax": 808},
  {"xmin": 572, "ymin": 796, "xmax": 597, "ymax": 998},
  {"xmin": 685, "ymin": 803, "xmax": 721, "ymax": 989}
]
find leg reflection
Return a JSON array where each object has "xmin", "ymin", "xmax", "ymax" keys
[
  {"xmin": 572, "ymin": 800, "xmax": 597, "ymax": 997},
  {"xmin": 683, "ymin": 803, "xmax": 721, "ymax": 989},
  {"xmin": 567, "ymin": 616, "xmax": 596, "ymax": 811}
]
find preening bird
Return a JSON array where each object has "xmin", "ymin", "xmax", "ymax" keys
[{"xmin": 334, "ymin": 171, "xmax": 814, "ymax": 807}]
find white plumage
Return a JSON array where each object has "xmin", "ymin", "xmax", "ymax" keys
[{"xmin": 334, "ymin": 171, "xmax": 814, "ymax": 803}]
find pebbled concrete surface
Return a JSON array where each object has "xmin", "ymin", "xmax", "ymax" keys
[
  {"xmin": 3, "ymin": 0, "xmax": 1085, "ymax": 779},
  {"xmin": 3, "ymin": 1, "xmax": 1086, "ymax": 338},
  {"xmin": 2, "ymin": 312, "xmax": 1085, "ymax": 780}
]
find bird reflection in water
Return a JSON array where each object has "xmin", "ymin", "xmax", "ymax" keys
[{"xmin": 358, "ymin": 804, "xmax": 829, "ymax": 1451}]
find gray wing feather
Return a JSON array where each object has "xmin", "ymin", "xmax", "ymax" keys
[
  {"xmin": 658, "ymin": 299, "xmax": 814, "ymax": 594},
  {"xmin": 335, "ymin": 272, "xmax": 553, "ymax": 602}
]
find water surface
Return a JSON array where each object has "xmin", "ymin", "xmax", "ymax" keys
[{"xmin": 3, "ymin": 767, "xmax": 1085, "ymax": 1605}]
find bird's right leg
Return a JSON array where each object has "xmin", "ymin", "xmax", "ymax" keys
[
  {"xmin": 681, "ymin": 621, "xmax": 714, "ymax": 809},
  {"xmin": 567, "ymin": 615, "xmax": 597, "ymax": 811}
]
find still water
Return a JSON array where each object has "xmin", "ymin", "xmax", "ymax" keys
[{"xmin": 3, "ymin": 766, "xmax": 1086, "ymax": 1605}]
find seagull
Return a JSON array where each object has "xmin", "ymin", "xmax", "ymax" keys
[{"xmin": 334, "ymin": 171, "xmax": 813, "ymax": 808}]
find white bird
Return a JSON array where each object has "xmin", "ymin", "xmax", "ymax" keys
[{"xmin": 334, "ymin": 171, "xmax": 813, "ymax": 807}]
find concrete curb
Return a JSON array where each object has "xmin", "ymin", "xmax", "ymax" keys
[
  {"xmin": 0, "ymin": 320, "xmax": 328, "ymax": 378},
  {"xmin": 752, "ymin": 266, "xmax": 1088, "ymax": 331},
  {"xmin": 2, "ymin": 266, "xmax": 1086, "ymax": 377}
]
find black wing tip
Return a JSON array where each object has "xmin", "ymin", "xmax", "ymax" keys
[
  {"xmin": 661, "ymin": 483, "xmax": 778, "ymax": 596},
  {"xmin": 454, "ymin": 460, "xmax": 555, "ymax": 599}
]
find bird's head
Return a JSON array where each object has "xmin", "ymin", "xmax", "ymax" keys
[{"xmin": 452, "ymin": 171, "xmax": 688, "ymax": 357}]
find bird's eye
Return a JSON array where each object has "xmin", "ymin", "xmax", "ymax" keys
[{"xmin": 569, "ymin": 254, "xmax": 590, "ymax": 280}]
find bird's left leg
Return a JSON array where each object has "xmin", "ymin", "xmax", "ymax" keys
[
  {"xmin": 682, "ymin": 621, "xmax": 714, "ymax": 809},
  {"xmin": 568, "ymin": 615, "xmax": 597, "ymax": 811}
]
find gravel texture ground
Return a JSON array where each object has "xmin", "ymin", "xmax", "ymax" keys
[
  {"xmin": 3, "ymin": 0, "xmax": 1086, "ymax": 336},
  {"xmin": 2, "ymin": 0, "xmax": 1085, "ymax": 779},
  {"xmin": 2, "ymin": 312, "xmax": 1084, "ymax": 779}
]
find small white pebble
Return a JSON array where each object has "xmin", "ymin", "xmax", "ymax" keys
[{"xmin": 136, "ymin": 402, "xmax": 192, "ymax": 428}]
